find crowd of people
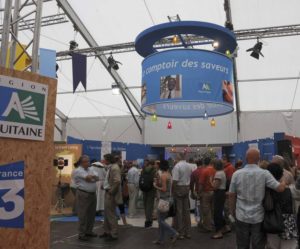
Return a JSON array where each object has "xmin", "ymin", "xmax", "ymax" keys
[{"xmin": 69, "ymin": 150, "xmax": 300, "ymax": 249}]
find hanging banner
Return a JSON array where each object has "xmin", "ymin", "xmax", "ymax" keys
[
  {"xmin": 0, "ymin": 75, "xmax": 48, "ymax": 141},
  {"xmin": 141, "ymin": 49, "xmax": 234, "ymax": 118},
  {"xmin": 0, "ymin": 161, "xmax": 25, "ymax": 229},
  {"xmin": 72, "ymin": 53, "xmax": 87, "ymax": 93}
]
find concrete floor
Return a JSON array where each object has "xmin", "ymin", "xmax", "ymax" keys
[{"xmin": 50, "ymin": 220, "xmax": 236, "ymax": 249}]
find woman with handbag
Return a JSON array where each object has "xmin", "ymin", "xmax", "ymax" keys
[
  {"xmin": 267, "ymin": 163, "xmax": 298, "ymax": 249},
  {"xmin": 153, "ymin": 160, "xmax": 179, "ymax": 245}
]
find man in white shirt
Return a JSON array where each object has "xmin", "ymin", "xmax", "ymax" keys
[
  {"xmin": 127, "ymin": 162, "xmax": 140, "ymax": 218},
  {"xmin": 74, "ymin": 155, "xmax": 99, "ymax": 241},
  {"xmin": 172, "ymin": 153, "xmax": 194, "ymax": 239}
]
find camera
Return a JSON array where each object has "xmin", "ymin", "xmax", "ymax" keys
[{"xmin": 53, "ymin": 157, "xmax": 69, "ymax": 170}]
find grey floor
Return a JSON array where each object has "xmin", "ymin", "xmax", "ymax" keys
[{"xmin": 50, "ymin": 221, "xmax": 236, "ymax": 249}]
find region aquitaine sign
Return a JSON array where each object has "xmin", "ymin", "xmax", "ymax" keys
[{"xmin": 0, "ymin": 75, "xmax": 48, "ymax": 141}]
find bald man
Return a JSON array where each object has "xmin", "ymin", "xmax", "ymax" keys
[{"xmin": 229, "ymin": 148, "xmax": 285, "ymax": 249}]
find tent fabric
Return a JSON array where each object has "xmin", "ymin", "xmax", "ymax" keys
[{"xmin": 9, "ymin": 0, "xmax": 300, "ymax": 118}]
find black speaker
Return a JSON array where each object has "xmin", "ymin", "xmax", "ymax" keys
[{"xmin": 277, "ymin": 139, "xmax": 293, "ymax": 161}]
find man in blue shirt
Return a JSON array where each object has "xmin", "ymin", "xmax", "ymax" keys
[{"xmin": 229, "ymin": 148, "xmax": 286, "ymax": 249}]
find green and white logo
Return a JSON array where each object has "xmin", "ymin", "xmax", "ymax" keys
[{"xmin": 0, "ymin": 75, "xmax": 48, "ymax": 141}]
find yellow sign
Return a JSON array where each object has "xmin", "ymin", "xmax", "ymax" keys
[{"xmin": 4, "ymin": 43, "xmax": 31, "ymax": 71}]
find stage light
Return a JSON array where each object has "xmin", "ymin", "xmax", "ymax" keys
[
  {"xmin": 203, "ymin": 110, "xmax": 208, "ymax": 120},
  {"xmin": 246, "ymin": 38, "xmax": 264, "ymax": 59},
  {"xmin": 212, "ymin": 41, "xmax": 219, "ymax": 48},
  {"xmin": 172, "ymin": 35, "xmax": 179, "ymax": 44},
  {"xmin": 225, "ymin": 50, "xmax": 231, "ymax": 56},
  {"xmin": 210, "ymin": 118, "xmax": 216, "ymax": 127},
  {"xmin": 167, "ymin": 121, "xmax": 172, "ymax": 129},
  {"xmin": 112, "ymin": 84, "xmax": 120, "ymax": 95},
  {"xmin": 151, "ymin": 113, "xmax": 157, "ymax": 122},
  {"xmin": 69, "ymin": 40, "xmax": 78, "ymax": 51},
  {"xmin": 108, "ymin": 53, "xmax": 122, "ymax": 70}
]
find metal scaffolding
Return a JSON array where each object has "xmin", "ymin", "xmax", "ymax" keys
[{"xmin": 56, "ymin": 24, "xmax": 300, "ymax": 61}]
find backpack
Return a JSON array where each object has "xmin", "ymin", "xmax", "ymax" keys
[{"xmin": 139, "ymin": 170, "xmax": 154, "ymax": 192}]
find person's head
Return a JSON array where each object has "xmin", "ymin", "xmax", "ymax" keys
[
  {"xmin": 79, "ymin": 155, "xmax": 90, "ymax": 169},
  {"xmin": 222, "ymin": 154, "xmax": 229, "ymax": 164},
  {"xmin": 103, "ymin": 154, "xmax": 117, "ymax": 165},
  {"xmin": 154, "ymin": 160, "xmax": 160, "ymax": 170},
  {"xmin": 245, "ymin": 148, "xmax": 260, "ymax": 165},
  {"xmin": 144, "ymin": 159, "xmax": 150, "ymax": 167},
  {"xmin": 159, "ymin": 160, "xmax": 169, "ymax": 172},
  {"xmin": 167, "ymin": 77, "xmax": 176, "ymax": 91},
  {"xmin": 196, "ymin": 158, "xmax": 203, "ymax": 167},
  {"xmin": 259, "ymin": 160, "xmax": 270, "ymax": 170},
  {"xmin": 176, "ymin": 152, "xmax": 186, "ymax": 161},
  {"xmin": 188, "ymin": 158, "xmax": 194, "ymax": 164},
  {"xmin": 212, "ymin": 159, "xmax": 224, "ymax": 171},
  {"xmin": 267, "ymin": 162, "xmax": 284, "ymax": 181},
  {"xmin": 148, "ymin": 160, "xmax": 155, "ymax": 168},
  {"xmin": 204, "ymin": 157, "xmax": 211, "ymax": 167},
  {"xmin": 235, "ymin": 159, "xmax": 243, "ymax": 169},
  {"xmin": 271, "ymin": 155, "xmax": 285, "ymax": 168}
]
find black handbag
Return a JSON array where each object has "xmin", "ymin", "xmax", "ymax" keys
[{"xmin": 263, "ymin": 189, "xmax": 284, "ymax": 234}]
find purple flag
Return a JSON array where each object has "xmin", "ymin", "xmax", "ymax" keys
[{"xmin": 72, "ymin": 53, "xmax": 87, "ymax": 93}]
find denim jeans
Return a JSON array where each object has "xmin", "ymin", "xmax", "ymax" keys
[
  {"xmin": 236, "ymin": 219, "xmax": 266, "ymax": 249},
  {"xmin": 157, "ymin": 210, "xmax": 177, "ymax": 242}
]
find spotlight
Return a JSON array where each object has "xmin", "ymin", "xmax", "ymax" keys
[
  {"xmin": 112, "ymin": 83, "xmax": 120, "ymax": 95},
  {"xmin": 225, "ymin": 50, "xmax": 231, "ymax": 56},
  {"xmin": 212, "ymin": 41, "xmax": 219, "ymax": 49},
  {"xmin": 167, "ymin": 121, "xmax": 172, "ymax": 129},
  {"xmin": 203, "ymin": 110, "xmax": 208, "ymax": 120},
  {"xmin": 108, "ymin": 53, "xmax": 122, "ymax": 70},
  {"xmin": 69, "ymin": 40, "xmax": 78, "ymax": 51},
  {"xmin": 246, "ymin": 38, "xmax": 264, "ymax": 59}
]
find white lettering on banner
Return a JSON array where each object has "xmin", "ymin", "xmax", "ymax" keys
[
  {"xmin": 0, "ymin": 179, "xmax": 24, "ymax": 220},
  {"xmin": 143, "ymin": 59, "xmax": 229, "ymax": 76}
]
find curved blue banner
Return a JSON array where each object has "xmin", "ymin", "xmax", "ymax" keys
[{"xmin": 141, "ymin": 49, "xmax": 234, "ymax": 118}]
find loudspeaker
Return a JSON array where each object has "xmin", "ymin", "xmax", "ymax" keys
[{"xmin": 277, "ymin": 139, "xmax": 293, "ymax": 161}]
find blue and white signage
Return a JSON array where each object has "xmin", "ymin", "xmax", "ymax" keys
[
  {"xmin": 141, "ymin": 49, "xmax": 234, "ymax": 118},
  {"xmin": 0, "ymin": 161, "xmax": 25, "ymax": 228}
]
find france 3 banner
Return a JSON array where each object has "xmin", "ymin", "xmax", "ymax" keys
[
  {"xmin": 0, "ymin": 161, "xmax": 25, "ymax": 228},
  {"xmin": 0, "ymin": 75, "xmax": 48, "ymax": 141},
  {"xmin": 141, "ymin": 49, "xmax": 234, "ymax": 117}
]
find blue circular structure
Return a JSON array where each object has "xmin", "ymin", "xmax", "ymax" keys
[
  {"xmin": 140, "ymin": 49, "xmax": 234, "ymax": 118},
  {"xmin": 135, "ymin": 21, "xmax": 237, "ymax": 58}
]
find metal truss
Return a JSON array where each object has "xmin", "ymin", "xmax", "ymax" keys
[
  {"xmin": 56, "ymin": 24, "xmax": 300, "ymax": 61},
  {"xmin": 0, "ymin": 13, "xmax": 68, "ymax": 33}
]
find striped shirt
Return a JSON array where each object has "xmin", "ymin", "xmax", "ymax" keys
[{"xmin": 229, "ymin": 164, "xmax": 280, "ymax": 224}]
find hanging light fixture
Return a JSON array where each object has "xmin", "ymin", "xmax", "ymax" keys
[
  {"xmin": 203, "ymin": 110, "xmax": 208, "ymax": 120},
  {"xmin": 112, "ymin": 83, "xmax": 120, "ymax": 95},
  {"xmin": 108, "ymin": 53, "xmax": 122, "ymax": 70},
  {"xmin": 151, "ymin": 113, "xmax": 157, "ymax": 122},
  {"xmin": 167, "ymin": 121, "xmax": 172, "ymax": 129},
  {"xmin": 172, "ymin": 35, "xmax": 179, "ymax": 44},
  {"xmin": 210, "ymin": 118, "xmax": 216, "ymax": 127},
  {"xmin": 225, "ymin": 50, "xmax": 231, "ymax": 57},
  {"xmin": 212, "ymin": 40, "xmax": 219, "ymax": 49}
]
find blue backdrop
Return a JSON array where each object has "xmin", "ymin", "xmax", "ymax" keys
[{"xmin": 67, "ymin": 136, "xmax": 164, "ymax": 161}]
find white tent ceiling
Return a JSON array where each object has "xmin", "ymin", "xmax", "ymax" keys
[{"xmin": 3, "ymin": 0, "xmax": 300, "ymax": 117}]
